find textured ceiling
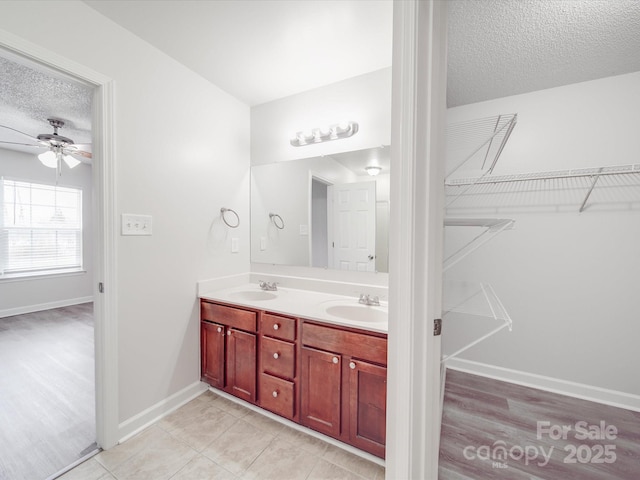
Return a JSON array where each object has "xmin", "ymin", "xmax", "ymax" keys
[
  {"xmin": 2, "ymin": 0, "xmax": 640, "ymax": 157},
  {"xmin": 0, "ymin": 54, "xmax": 93, "ymax": 154},
  {"xmin": 447, "ymin": 0, "xmax": 640, "ymax": 107}
]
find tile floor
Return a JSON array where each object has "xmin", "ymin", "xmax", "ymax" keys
[{"xmin": 59, "ymin": 391, "xmax": 385, "ymax": 480}]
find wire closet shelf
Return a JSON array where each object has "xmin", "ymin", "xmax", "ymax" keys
[{"xmin": 446, "ymin": 163, "xmax": 640, "ymax": 213}]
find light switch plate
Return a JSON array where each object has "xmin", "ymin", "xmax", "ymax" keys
[
  {"xmin": 122, "ymin": 214, "xmax": 152, "ymax": 236},
  {"xmin": 299, "ymin": 224, "xmax": 309, "ymax": 236},
  {"xmin": 231, "ymin": 237, "xmax": 239, "ymax": 253}
]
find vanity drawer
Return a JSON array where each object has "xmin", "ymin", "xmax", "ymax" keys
[
  {"xmin": 302, "ymin": 322, "xmax": 387, "ymax": 366},
  {"xmin": 201, "ymin": 301, "xmax": 257, "ymax": 332},
  {"xmin": 261, "ymin": 336, "xmax": 295, "ymax": 380},
  {"xmin": 259, "ymin": 373, "xmax": 295, "ymax": 420},
  {"xmin": 261, "ymin": 313, "xmax": 296, "ymax": 341}
]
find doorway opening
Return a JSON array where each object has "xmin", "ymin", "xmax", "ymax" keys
[
  {"xmin": 0, "ymin": 31, "xmax": 117, "ymax": 479},
  {"xmin": 311, "ymin": 176, "xmax": 330, "ymax": 268}
]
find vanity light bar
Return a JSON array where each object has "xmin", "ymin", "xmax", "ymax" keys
[{"xmin": 289, "ymin": 121, "xmax": 359, "ymax": 147}]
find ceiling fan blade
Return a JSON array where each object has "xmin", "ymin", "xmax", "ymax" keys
[
  {"xmin": 0, "ymin": 140, "xmax": 44, "ymax": 148},
  {"xmin": 64, "ymin": 147, "xmax": 92, "ymax": 159},
  {"xmin": 0, "ymin": 124, "xmax": 39, "ymax": 142},
  {"xmin": 65, "ymin": 144, "xmax": 92, "ymax": 159}
]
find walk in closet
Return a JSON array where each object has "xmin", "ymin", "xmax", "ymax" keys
[{"xmin": 441, "ymin": 71, "xmax": 640, "ymax": 406}]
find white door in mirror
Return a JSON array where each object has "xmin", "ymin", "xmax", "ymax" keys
[{"xmin": 329, "ymin": 181, "xmax": 376, "ymax": 271}]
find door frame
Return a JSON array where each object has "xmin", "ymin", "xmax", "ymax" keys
[
  {"xmin": 387, "ymin": 1, "xmax": 447, "ymax": 478},
  {"xmin": 0, "ymin": 29, "xmax": 119, "ymax": 449}
]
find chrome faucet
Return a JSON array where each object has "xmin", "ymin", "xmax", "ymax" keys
[
  {"xmin": 259, "ymin": 280, "xmax": 278, "ymax": 291},
  {"xmin": 358, "ymin": 293, "xmax": 380, "ymax": 306}
]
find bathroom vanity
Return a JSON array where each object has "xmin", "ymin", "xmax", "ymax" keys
[{"xmin": 199, "ymin": 284, "xmax": 388, "ymax": 458}]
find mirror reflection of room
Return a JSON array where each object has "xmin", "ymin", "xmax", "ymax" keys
[{"xmin": 251, "ymin": 146, "xmax": 390, "ymax": 272}]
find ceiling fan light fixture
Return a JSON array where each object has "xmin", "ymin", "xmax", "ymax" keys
[
  {"xmin": 38, "ymin": 150, "xmax": 58, "ymax": 168},
  {"xmin": 63, "ymin": 154, "xmax": 81, "ymax": 169}
]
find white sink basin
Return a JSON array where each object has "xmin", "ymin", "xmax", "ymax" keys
[
  {"xmin": 323, "ymin": 302, "xmax": 388, "ymax": 323},
  {"xmin": 228, "ymin": 290, "xmax": 277, "ymax": 301}
]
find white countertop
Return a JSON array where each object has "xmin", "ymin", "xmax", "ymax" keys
[{"xmin": 199, "ymin": 284, "xmax": 388, "ymax": 334}]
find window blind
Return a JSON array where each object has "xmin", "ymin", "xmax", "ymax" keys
[{"xmin": 1, "ymin": 178, "xmax": 82, "ymax": 277}]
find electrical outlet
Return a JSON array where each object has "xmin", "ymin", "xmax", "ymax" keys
[
  {"xmin": 122, "ymin": 214, "xmax": 152, "ymax": 236},
  {"xmin": 299, "ymin": 224, "xmax": 309, "ymax": 236}
]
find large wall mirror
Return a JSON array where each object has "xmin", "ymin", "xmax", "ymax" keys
[{"xmin": 251, "ymin": 146, "xmax": 390, "ymax": 273}]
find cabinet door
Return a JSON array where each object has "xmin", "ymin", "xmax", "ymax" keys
[
  {"xmin": 348, "ymin": 359, "xmax": 387, "ymax": 457},
  {"xmin": 201, "ymin": 322, "xmax": 225, "ymax": 388},
  {"xmin": 226, "ymin": 328, "xmax": 257, "ymax": 402},
  {"xmin": 300, "ymin": 347, "xmax": 342, "ymax": 437}
]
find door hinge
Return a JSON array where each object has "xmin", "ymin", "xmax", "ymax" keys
[
  {"xmin": 98, "ymin": 282, "xmax": 104, "ymax": 293},
  {"xmin": 433, "ymin": 318, "xmax": 442, "ymax": 336}
]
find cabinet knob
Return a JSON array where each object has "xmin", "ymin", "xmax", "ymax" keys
[
  {"xmin": 273, "ymin": 352, "xmax": 279, "ymax": 359},
  {"xmin": 216, "ymin": 326, "xmax": 222, "ymax": 333},
  {"xmin": 332, "ymin": 356, "xmax": 339, "ymax": 364},
  {"xmin": 273, "ymin": 324, "xmax": 279, "ymax": 331},
  {"xmin": 349, "ymin": 361, "xmax": 356, "ymax": 369},
  {"xmin": 227, "ymin": 330, "xmax": 231, "ymax": 336},
  {"xmin": 272, "ymin": 390, "xmax": 278, "ymax": 398}
]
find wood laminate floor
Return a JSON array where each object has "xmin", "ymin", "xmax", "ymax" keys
[
  {"xmin": 0, "ymin": 303, "xmax": 96, "ymax": 480},
  {"xmin": 439, "ymin": 368, "xmax": 640, "ymax": 480}
]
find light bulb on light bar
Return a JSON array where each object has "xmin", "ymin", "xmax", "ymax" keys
[
  {"xmin": 290, "ymin": 121, "xmax": 358, "ymax": 147},
  {"xmin": 38, "ymin": 150, "xmax": 58, "ymax": 168},
  {"xmin": 365, "ymin": 166, "xmax": 382, "ymax": 176}
]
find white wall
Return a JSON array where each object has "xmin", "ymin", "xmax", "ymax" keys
[
  {"xmin": 251, "ymin": 67, "xmax": 391, "ymax": 165},
  {"xmin": 0, "ymin": 148, "xmax": 93, "ymax": 316},
  {"xmin": 444, "ymin": 72, "xmax": 640, "ymax": 401},
  {"xmin": 0, "ymin": 1, "xmax": 250, "ymax": 424}
]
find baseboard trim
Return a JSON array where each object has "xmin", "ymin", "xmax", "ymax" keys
[
  {"xmin": 118, "ymin": 381, "xmax": 208, "ymax": 444},
  {"xmin": 445, "ymin": 358, "xmax": 640, "ymax": 413},
  {"xmin": 0, "ymin": 296, "xmax": 94, "ymax": 318}
]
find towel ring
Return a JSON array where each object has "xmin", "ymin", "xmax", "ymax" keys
[
  {"xmin": 269, "ymin": 213, "xmax": 285, "ymax": 230},
  {"xmin": 220, "ymin": 208, "xmax": 240, "ymax": 228}
]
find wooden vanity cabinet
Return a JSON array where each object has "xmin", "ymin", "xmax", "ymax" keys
[
  {"xmin": 200, "ymin": 301, "xmax": 257, "ymax": 403},
  {"xmin": 300, "ymin": 321, "xmax": 387, "ymax": 458},
  {"xmin": 200, "ymin": 299, "xmax": 387, "ymax": 458},
  {"xmin": 258, "ymin": 313, "xmax": 298, "ymax": 421}
]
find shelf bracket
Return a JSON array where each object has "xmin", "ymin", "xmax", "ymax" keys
[
  {"xmin": 443, "ymin": 218, "xmax": 515, "ymax": 271},
  {"xmin": 579, "ymin": 168, "xmax": 603, "ymax": 213}
]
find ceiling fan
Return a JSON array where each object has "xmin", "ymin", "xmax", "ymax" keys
[{"xmin": 0, "ymin": 117, "xmax": 92, "ymax": 172}]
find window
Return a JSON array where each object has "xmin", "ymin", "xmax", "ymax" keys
[{"xmin": 1, "ymin": 178, "xmax": 83, "ymax": 278}]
